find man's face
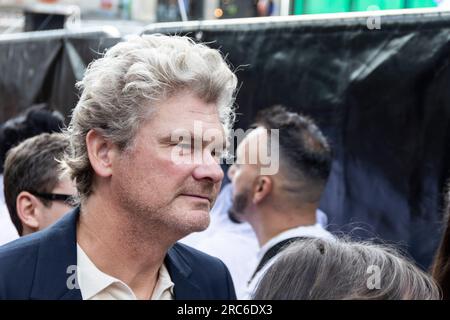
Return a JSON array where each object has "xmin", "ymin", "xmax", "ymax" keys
[
  {"xmin": 111, "ymin": 91, "xmax": 225, "ymax": 237},
  {"xmin": 228, "ymin": 127, "xmax": 268, "ymax": 222},
  {"xmin": 38, "ymin": 176, "xmax": 77, "ymax": 230}
]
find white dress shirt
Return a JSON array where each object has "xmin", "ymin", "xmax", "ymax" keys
[
  {"xmin": 243, "ymin": 224, "xmax": 334, "ymax": 299},
  {"xmin": 76, "ymin": 244, "xmax": 174, "ymax": 300}
]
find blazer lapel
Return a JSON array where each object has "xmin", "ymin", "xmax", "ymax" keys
[
  {"xmin": 30, "ymin": 208, "xmax": 82, "ymax": 300},
  {"xmin": 165, "ymin": 244, "xmax": 204, "ymax": 299}
]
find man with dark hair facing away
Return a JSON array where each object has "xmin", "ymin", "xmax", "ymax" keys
[{"xmin": 228, "ymin": 105, "xmax": 334, "ymax": 298}]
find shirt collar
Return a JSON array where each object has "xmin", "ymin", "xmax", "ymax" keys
[
  {"xmin": 152, "ymin": 263, "xmax": 175, "ymax": 300},
  {"xmin": 76, "ymin": 244, "xmax": 174, "ymax": 300},
  {"xmin": 257, "ymin": 223, "xmax": 333, "ymax": 261},
  {"xmin": 77, "ymin": 244, "xmax": 129, "ymax": 300}
]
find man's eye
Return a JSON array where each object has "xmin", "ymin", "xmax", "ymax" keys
[
  {"xmin": 214, "ymin": 150, "xmax": 227, "ymax": 160},
  {"xmin": 171, "ymin": 143, "xmax": 192, "ymax": 157}
]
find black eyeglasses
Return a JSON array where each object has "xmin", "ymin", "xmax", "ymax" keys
[{"xmin": 28, "ymin": 191, "xmax": 76, "ymax": 206}]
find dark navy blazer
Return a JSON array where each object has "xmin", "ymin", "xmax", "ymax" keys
[{"xmin": 0, "ymin": 207, "xmax": 236, "ymax": 300}]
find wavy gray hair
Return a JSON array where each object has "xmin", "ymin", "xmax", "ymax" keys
[
  {"xmin": 63, "ymin": 34, "xmax": 238, "ymax": 202},
  {"xmin": 253, "ymin": 238, "xmax": 441, "ymax": 300}
]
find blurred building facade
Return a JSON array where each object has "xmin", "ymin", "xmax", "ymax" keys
[
  {"xmin": 0, "ymin": 0, "xmax": 443, "ymax": 33},
  {"xmin": 0, "ymin": 1, "xmax": 442, "ymax": 19},
  {"xmin": 292, "ymin": 0, "xmax": 438, "ymax": 15}
]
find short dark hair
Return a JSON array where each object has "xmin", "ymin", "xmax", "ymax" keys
[
  {"xmin": 254, "ymin": 105, "xmax": 332, "ymax": 203},
  {"xmin": 3, "ymin": 133, "xmax": 69, "ymax": 235},
  {"xmin": 432, "ymin": 182, "xmax": 450, "ymax": 299},
  {"xmin": 253, "ymin": 238, "xmax": 441, "ymax": 300},
  {"xmin": 0, "ymin": 104, "xmax": 64, "ymax": 173}
]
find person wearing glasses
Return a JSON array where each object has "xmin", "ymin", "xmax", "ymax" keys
[
  {"xmin": 0, "ymin": 104, "xmax": 65, "ymax": 245},
  {"xmin": 3, "ymin": 132, "xmax": 76, "ymax": 236}
]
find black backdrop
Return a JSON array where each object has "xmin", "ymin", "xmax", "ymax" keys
[
  {"xmin": 142, "ymin": 14, "xmax": 450, "ymax": 268},
  {"xmin": 0, "ymin": 31, "xmax": 120, "ymax": 122},
  {"xmin": 2, "ymin": 12, "xmax": 450, "ymax": 268}
]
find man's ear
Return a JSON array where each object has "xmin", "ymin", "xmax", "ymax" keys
[
  {"xmin": 16, "ymin": 191, "xmax": 40, "ymax": 233},
  {"xmin": 253, "ymin": 176, "xmax": 273, "ymax": 205},
  {"xmin": 86, "ymin": 129, "xmax": 115, "ymax": 178}
]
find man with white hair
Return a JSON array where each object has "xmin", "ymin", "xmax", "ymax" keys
[{"xmin": 0, "ymin": 35, "xmax": 238, "ymax": 300}]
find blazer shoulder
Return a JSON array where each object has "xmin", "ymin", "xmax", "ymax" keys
[
  {"xmin": 0, "ymin": 232, "xmax": 42, "ymax": 299},
  {"xmin": 0, "ymin": 231, "xmax": 42, "ymax": 265}
]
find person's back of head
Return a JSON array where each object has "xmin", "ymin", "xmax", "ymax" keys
[
  {"xmin": 227, "ymin": 105, "xmax": 332, "ymax": 231},
  {"xmin": 3, "ymin": 133, "xmax": 74, "ymax": 236},
  {"xmin": 253, "ymin": 238, "xmax": 440, "ymax": 300},
  {"xmin": 254, "ymin": 105, "xmax": 332, "ymax": 205},
  {"xmin": 0, "ymin": 104, "xmax": 64, "ymax": 174}
]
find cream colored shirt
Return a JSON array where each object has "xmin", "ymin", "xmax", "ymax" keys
[{"xmin": 76, "ymin": 244, "xmax": 174, "ymax": 300}]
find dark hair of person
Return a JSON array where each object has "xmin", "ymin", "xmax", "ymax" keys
[
  {"xmin": 0, "ymin": 104, "xmax": 64, "ymax": 173},
  {"xmin": 253, "ymin": 105, "xmax": 332, "ymax": 203},
  {"xmin": 3, "ymin": 133, "xmax": 69, "ymax": 236},
  {"xmin": 431, "ymin": 183, "xmax": 450, "ymax": 299}
]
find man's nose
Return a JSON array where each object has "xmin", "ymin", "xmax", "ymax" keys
[
  {"xmin": 192, "ymin": 152, "xmax": 224, "ymax": 183},
  {"xmin": 193, "ymin": 162, "xmax": 224, "ymax": 183}
]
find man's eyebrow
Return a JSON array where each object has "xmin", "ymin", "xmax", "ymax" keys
[
  {"xmin": 158, "ymin": 134, "xmax": 177, "ymax": 143},
  {"xmin": 187, "ymin": 109, "xmax": 216, "ymax": 116},
  {"xmin": 158, "ymin": 132, "xmax": 198, "ymax": 143},
  {"xmin": 160, "ymin": 132, "xmax": 227, "ymax": 148}
]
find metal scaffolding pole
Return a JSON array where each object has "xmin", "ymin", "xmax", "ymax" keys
[{"xmin": 177, "ymin": 0, "xmax": 188, "ymax": 21}]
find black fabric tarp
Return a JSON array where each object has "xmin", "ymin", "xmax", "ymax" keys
[
  {"xmin": 2, "ymin": 12, "xmax": 450, "ymax": 268},
  {"xmin": 0, "ymin": 31, "xmax": 120, "ymax": 122},
  {"xmin": 143, "ymin": 13, "xmax": 450, "ymax": 268}
]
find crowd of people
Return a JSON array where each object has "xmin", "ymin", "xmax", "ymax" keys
[{"xmin": 0, "ymin": 34, "xmax": 449, "ymax": 300}]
